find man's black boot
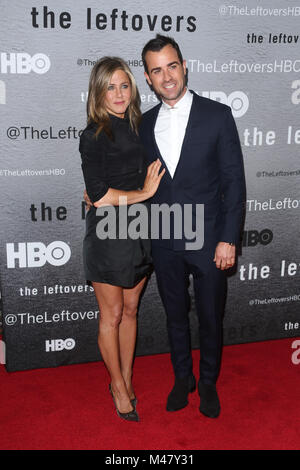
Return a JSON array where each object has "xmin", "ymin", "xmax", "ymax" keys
[
  {"xmin": 166, "ymin": 374, "xmax": 196, "ymax": 411},
  {"xmin": 198, "ymin": 381, "xmax": 220, "ymax": 418}
]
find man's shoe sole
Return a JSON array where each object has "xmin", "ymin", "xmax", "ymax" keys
[
  {"xmin": 199, "ymin": 406, "xmax": 220, "ymax": 418},
  {"xmin": 166, "ymin": 384, "xmax": 196, "ymax": 412},
  {"xmin": 166, "ymin": 400, "xmax": 189, "ymax": 412}
]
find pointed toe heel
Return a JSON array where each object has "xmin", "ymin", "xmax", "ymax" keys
[{"xmin": 109, "ymin": 385, "xmax": 139, "ymax": 422}]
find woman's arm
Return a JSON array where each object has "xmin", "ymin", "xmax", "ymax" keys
[{"xmin": 93, "ymin": 159, "xmax": 165, "ymax": 207}]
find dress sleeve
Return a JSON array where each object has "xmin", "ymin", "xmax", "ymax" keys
[{"xmin": 79, "ymin": 129, "xmax": 109, "ymax": 203}]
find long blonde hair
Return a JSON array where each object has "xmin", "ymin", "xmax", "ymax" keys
[{"xmin": 87, "ymin": 57, "xmax": 141, "ymax": 138}]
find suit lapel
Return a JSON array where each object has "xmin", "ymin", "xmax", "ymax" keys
[
  {"xmin": 149, "ymin": 91, "xmax": 203, "ymax": 182},
  {"xmin": 150, "ymin": 103, "xmax": 173, "ymax": 181},
  {"xmin": 172, "ymin": 93, "xmax": 196, "ymax": 181}
]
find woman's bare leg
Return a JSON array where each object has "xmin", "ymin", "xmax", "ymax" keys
[
  {"xmin": 119, "ymin": 276, "xmax": 147, "ymax": 400},
  {"xmin": 92, "ymin": 281, "xmax": 133, "ymax": 413}
]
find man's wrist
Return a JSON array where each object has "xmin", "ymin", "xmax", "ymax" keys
[{"xmin": 220, "ymin": 241, "xmax": 235, "ymax": 247}]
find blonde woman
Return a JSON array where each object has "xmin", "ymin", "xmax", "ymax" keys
[{"xmin": 80, "ymin": 57, "xmax": 164, "ymax": 422}]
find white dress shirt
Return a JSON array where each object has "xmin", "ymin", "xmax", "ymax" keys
[{"xmin": 154, "ymin": 88, "xmax": 193, "ymax": 178}]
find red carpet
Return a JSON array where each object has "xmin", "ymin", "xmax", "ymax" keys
[{"xmin": 1, "ymin": 338, "xmax": 299, "ymax": 450}]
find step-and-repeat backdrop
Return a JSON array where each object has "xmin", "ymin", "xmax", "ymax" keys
[{"xmin": 1, "ymin": 1, "xmax": 299, "ymax": 371}]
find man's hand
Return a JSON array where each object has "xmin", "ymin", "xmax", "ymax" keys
[
  {"xmin": 84, "ymin": 189, "xmax": 92, "ymax": 211},
  {"xmin": 213, "ymin": 242, "xmax": 236, "ymax": 270}
]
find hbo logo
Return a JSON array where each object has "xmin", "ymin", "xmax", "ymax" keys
[
  {"xmin": 291, "ymin": 80, "xmax": 300, "ymax": 105},
  {"xmin": 45, "ymin": 338, "xmax": 75, "ymax": 352},
  {"xmin": 0, "ymin": 79, "xmax": 5, "ymax": 105},
  {"xmin": 6, "ymin": 241, "xmax": 71, "ymax": 268},
  {"xmin": 243, "ymin": 229, "xmax": 273, "ymax": 247},
  {"xmin": 0, "ymin": 53, "xmax": 51, "ymax": 74},
  {"xmin": 201, "ymin": 90, "xmax": 249, "ymax": 118}
]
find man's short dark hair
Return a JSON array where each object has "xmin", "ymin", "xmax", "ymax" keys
[{"xmin": 142, "ymin": 34, "xmax": 184, "ymax": 74}]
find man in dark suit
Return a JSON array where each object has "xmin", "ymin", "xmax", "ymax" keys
[{"xmin": 139, "ymin": 35, "xmax": 246, "ymax": 418}]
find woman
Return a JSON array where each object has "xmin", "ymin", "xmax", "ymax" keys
[{"xmin": 79, "ymin": 57, "xmax": 164, "ymax": 422}]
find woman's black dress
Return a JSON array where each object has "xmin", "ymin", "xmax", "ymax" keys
[{"xmin": 79, "ymin": 114, "xmax": 152, "ymax": 288}]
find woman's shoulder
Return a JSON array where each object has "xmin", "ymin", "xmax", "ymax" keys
[
  {"xmin": 81, "ymin": 120, "xmax": 98, "ymax": 138},
  {"xmin": 79, "ymin": 121, "xmax": 105, "ymax": 153}
]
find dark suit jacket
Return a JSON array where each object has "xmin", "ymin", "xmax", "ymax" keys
[{"xmin": 139, "ymin": 91, "xmax": 246, "ymax": 251}]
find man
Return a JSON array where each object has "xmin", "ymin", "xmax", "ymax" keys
[{"xmin": 139, "ymin": 35, "xmax": 246, "ymax": 418}]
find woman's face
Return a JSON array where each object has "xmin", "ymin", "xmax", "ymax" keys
[{"xmin": 104, "ymin": 69, "xmax": 132, "ymax": 118}]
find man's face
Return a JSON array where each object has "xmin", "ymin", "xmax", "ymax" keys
[{"xmin": 144, "ymin": 44, "xmax": 187, "ymax": 106}]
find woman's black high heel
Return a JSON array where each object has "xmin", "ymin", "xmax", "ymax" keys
[
  {"xmin": 131, "ymin": 397, "xmax": 137, "ymax": 409},
  {"xmin": 109, "ymin": 385, "xmax": 139, "ymax": 422}
]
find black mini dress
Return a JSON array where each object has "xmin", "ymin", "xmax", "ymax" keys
[{"xmin": 79, "ymin": 114, "xmax": 152, "ymax": 288}]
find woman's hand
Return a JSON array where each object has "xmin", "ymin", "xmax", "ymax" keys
[
  {"xmin": 142, "ymin": 159, "xmax": 165, "ymax": 198},
  {"xmin": 84, "ymin": 189, "xmax": 92, "ymax": 211}
]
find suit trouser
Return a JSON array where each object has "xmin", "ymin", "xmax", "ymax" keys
[{"xmin": 151, "ymin": 245, "xmax": 226, "ymax": 385}]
